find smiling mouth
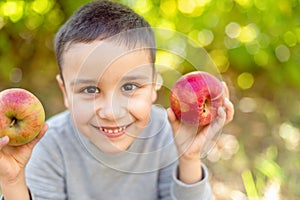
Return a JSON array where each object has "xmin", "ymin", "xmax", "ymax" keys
[
  {"xmin": 102, "ymin": 126, "xmax": 125, "ymax": 134},
  {"xmin": 97, "ymin": 125, "xmax": 128, "ymax": 138}
]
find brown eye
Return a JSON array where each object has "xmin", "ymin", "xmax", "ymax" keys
[
  {"xmin": 121, "ymin": 83, "xmax": 138, "ymax": 92},
  {"xmin": 83, "ymin": 86, "xmax": 100, "ymax": 94}
]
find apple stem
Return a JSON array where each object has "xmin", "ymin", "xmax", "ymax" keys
[{"xmin": 10, "ymin": 118, "xmax": 16, "ymax": 128}]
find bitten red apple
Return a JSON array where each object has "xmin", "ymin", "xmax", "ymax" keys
[
  {"xmin": 0, "ymin": 88, "xmax": 45, "ymax": 146},
  {"xmin": 170, "ymin": 71, "xmax": 224, "ymax": 126}
]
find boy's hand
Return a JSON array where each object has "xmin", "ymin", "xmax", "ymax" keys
[
  {"xmin": 167, "ymin": 82, "xmax": 234, "ymax": 183},
  {"xmin": 0, "ymin": 124, "xmax": 48, "ymax": 184}
]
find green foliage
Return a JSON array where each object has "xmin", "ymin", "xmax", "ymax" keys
[{"xmin": 0, "ymin": 0, "xmax": 300, "ymax": 199}]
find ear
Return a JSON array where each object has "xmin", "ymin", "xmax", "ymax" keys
[
  {"xmin": 155, "ymin": 72, "xmax": 163, "ymax": 91},
  {"xmin": 56, "ymin": 74, "xmax": 69, "ymax": 108},
  {"xmin": 151, "ymin": 72, "xmax": 163, "ymax": 103}
]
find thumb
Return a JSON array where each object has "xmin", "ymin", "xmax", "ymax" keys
[
  {"xmin": 0, "ymin": 135, "xmax": 9, "ymax": 149},
  {"xmin": 166, "ymin": 107, "xmax": 182, "ymax": 137},
  {"xmin": 167, "ymin": 107, "xmax": 177, "ymax": 123},
  {"xmin": 0, "ymin": 136, "xmax": 9, "ymax": 159}
]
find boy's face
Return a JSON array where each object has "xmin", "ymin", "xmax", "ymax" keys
[{"xmin": 57, "ymin": 41, "xmax": 157, "ymax": 153}]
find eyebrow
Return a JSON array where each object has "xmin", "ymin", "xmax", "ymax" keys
[
  {"xmin": 121, "ymin": 75, "xmax": 151, "ymax": 81},
  {"xmin": 70, "ymin": 79, "xmax": 97, "ymax": 86},
  {"xmin": 69, "ymin": 74, "xmax": 151, "ymax": 86}
]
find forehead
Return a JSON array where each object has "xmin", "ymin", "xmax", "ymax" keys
[{"xmin": 61, "ymin": 41, "xmax": 153, "ymax": 82}]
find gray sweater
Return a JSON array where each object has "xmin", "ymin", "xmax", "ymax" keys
[{"xmin": 20, "ymin": 106, "xmax": 211, "ymax": 200}]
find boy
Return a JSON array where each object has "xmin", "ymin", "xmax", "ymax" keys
[{"xmin": 0, "ymin": 1, "xmax": 234, "ymax": 199}]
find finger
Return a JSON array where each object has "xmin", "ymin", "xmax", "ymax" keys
[
  {"xmin": 166, "ymin": 107, "xmax": 181, "ymax": 136},
  {"xmin": 213, "ymin": 107, "xmax": 226, "ymax": 135},
  {"xmin": 224, "ymin": 98, "xmax": 234, "ymax": 124},
  {"xmin": 0, "ymin": 136, "xmax": 9, "ymax": 150},
  {"xmin": 194, "ymin": 107, "xmax": 227, "ymax": 157},
  {"xmin": 197, "ymin": 108, "xmax": 225, "ymax": 152},
  {"xmin": 0, "ymin": 136, "xmax": 9, "ymax": 160},
  {"xmin": 167, "ymin": 108, "xmax": 198, "ymax": 146},
  {"xmin": 204, "ymin": 107, "xmax": 226, "ymax": 138},
  {"xmin": 167, "ymin": 107, "xmax": 176, "ymax": 123},
  {"xmin": 217, "ymin": 106, "xmax": 227, "ymax": 121}
]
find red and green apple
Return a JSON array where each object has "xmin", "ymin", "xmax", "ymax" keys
[
  {"xmin": 0, "ymin": 88, "xmax": 45, "ymax": 146},
  {"xmin": 170, "ymin": 71, "xmax": 224, "ymax": 126}
]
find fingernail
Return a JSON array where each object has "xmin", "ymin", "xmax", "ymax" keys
[
  {"xmin": 218, "ymin": 107, "xmax": 225, "ymax": 115},
  {"xmin": 0, "ymin": 136, "xmax": 9, "ymax": 143}
]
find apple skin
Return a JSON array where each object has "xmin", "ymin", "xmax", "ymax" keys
[
  {"xmin": 170, "ymin": 71, "xmax": 224, "ymax": 126},
  {"xmin": 0, "ymin": 88, "xmax": 45, "ymax": 146}
]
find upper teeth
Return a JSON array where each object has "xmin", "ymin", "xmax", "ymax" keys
[{"xmin": 102, "ymin": 126, "xmax": 126, "ymax": 134}]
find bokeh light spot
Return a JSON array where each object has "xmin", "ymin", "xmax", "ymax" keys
[
  {"xmin": 25, "ymin": 13, "xmax": 43, "ymax": 30},
  {"xmin": 254, "ymin": 50, "xmax": 269, "ymax": 66},
  {"xmin": 160, "ymin": 0, "xmax": 177, "ymax": 17},
  {"xmin": 237, "ymin": 72, "xmax": 254, "ymax": 89},
  {"xmin": 239, "ymin": 97, "xmax": 257, "ymax": 113},
  {"xmin": 275, "ymin": 45, "xmax": 290, "ymax": 62},
  {"xmin": 9, "ymin": 67, "xmax": 22, "ymax": 83},
  {"xmin": 246, "ymin": 41, "xmax": 260, "ymax": 55},
  {"xmin": 225, "ymin": 22, "xmax": 241, "ymax": 38},
  {"xmin": 279, "ymin": 122, "xmax": 300, "ymax": 151},
  {"xmin": 132, "ymin": 0, "xmax": 152, "ymax": 14},
  {"xmin": 209, "ymin": 49, "xmax": 229, "ymax": 73},
  {"xmin": 198, "ymin": 29, "xmax": 214, "ymax": 46},
  {"xmin": 155, "ymin": 50, "xmax": 183, "ymax": 71},
  {"xmin": 177, "ymin": 0, "xmax": 211, "ymax": 15},
  {"xmin": 235, "ymin": 0, "xmax": 253, "ymax": 8},
  {"xmin": 1, "ymin": 1, "xmax": 24, "ymax": 22},
  {"xmin": 31, "ymin": 0, "xmax": 53, "ymax": 15},
  {"xmin": 238, "ymin": 23, "xmax": 259, "ymax": 43},
  {"xmin": 283, "ymin": 31, "xmax": 297, "ymax": 47}
]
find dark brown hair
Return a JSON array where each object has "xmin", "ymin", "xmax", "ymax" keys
[{"xmin": 54, "ymin": 0, "xmax": 156, "ymax": 81}]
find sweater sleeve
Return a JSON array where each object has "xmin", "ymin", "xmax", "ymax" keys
[
  {"xmin": 157, "ymin": 162, "xmax": 212, "ymax": 200},
  {"xmin": 170, "ymin": 164, "xmax": 212, "ymax": 200}
]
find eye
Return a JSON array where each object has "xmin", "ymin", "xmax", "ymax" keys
[
  {"xmin": 121, "ymin": 83, "xmax": 138, "ymax": 92},
  {"xmin": 82, "ymin": 86, "xmax": 100, "ymax": 94}
]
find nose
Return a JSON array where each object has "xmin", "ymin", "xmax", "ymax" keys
[{"xmin": 96, "ymin": 93, "xmax": 127, "ymax": 121}]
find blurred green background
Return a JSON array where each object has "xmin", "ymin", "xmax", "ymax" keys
[{"xmin": 0, "ymin": 0, "xmax": 300, "ymax": 199}]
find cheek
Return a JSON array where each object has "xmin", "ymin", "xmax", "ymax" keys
[
  {"xmin": 127, "ymin": 95, "xmax": 152, "ymax": 121},
  {"xmin": 68, "ymin": 97, "xmax": 95, "ymax": 124}
]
